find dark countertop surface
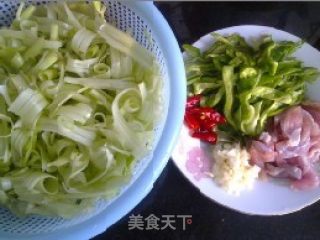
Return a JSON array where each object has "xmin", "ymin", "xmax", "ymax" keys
[{"xmin": 94, "ymin": 2, "xmax": 320, "ymax": 240}]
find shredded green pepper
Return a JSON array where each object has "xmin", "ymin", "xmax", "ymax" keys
[{"xmin": 184, "ymin": 33, "xmax": 318, "ymax": 137}]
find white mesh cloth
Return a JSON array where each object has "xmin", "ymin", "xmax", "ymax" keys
[{"xmin": 0, "ymin": 0, "xmax": 168, "ymax": 236}]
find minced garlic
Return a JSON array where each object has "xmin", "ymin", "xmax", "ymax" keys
[{"xmin": 212, "ymin": 143, "xmax": 260, "ymax": 195}]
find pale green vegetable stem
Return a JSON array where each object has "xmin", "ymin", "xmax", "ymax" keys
[{"xmin": 0, "ymin": 2, "xmax": 162, "ymax": 218}]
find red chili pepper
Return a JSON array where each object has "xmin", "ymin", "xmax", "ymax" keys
[
  {"xmin": 186, "ymin": 95, "xmax": 201, "ymax": 109},
  {"xmin": 200, "ymin": 118, "xmax": 217, "ymax": 131},
  {"xmin": 191, "ymin": 131, "xmax": 217, "ymax": 144},
  {"xmin": 200, "ymin": 108, "xmax": 216, "ymax": 123},
  {"xmin": 210, "ymin": 112, "xmax": 226, "ymax": 124},
  {"xmin": 216, "ymin": 115, "xmax": 227, "ymax": 124},
  {"xmin": 184, "ymin": 94, "xmax": 226, "ymax": 144},
  {"xmin": 186, "ymin": 107, "xmax": 202, "ymax": 116},
  {"xmin": 184, "ymin": 112, "xmax": 200, "ymax": 131},
  {"xmin": 189, "ymin": 108, "xmax": 219, "ymax": 127},
  {"xmin": 188, "ymin": 107, "xmax": 216, "ymax": 118}
]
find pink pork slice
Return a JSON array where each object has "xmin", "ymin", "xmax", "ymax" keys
[{"xmin": 249, "ymin": 104, "xmax": 320, "ymax": 190}]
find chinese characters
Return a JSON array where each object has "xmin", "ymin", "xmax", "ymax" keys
[{"xmin": 128, "ymin": 214, "xmax": 192, "ymax": 231}]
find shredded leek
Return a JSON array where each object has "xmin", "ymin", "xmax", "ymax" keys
[{"xmin": 0, "ymin": 2, "xmax": 161, "ymax": 218}]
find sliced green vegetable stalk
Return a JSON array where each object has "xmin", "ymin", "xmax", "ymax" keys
[
  {"xmin": 0, "ymin": 1, "xmax": 162, "ymax": 218},
  {"xmin": 184, "ymin": 33, "xmax": 318, "ymax": 137}
]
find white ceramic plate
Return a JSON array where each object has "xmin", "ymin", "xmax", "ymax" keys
[{"xmin": 172, "ymin": 25, "xmax": 320, "ymax": 216}]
